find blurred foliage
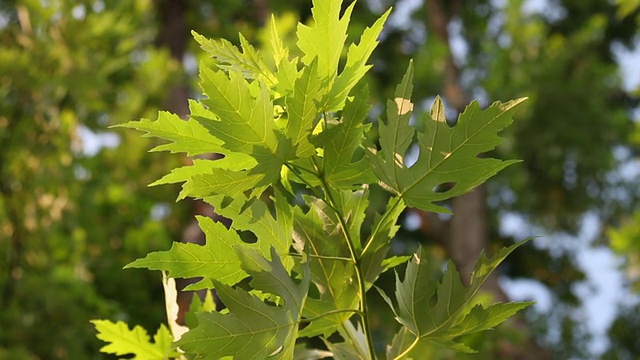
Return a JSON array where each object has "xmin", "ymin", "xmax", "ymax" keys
[
  {"xmin": 0, "ymin": 0, "xmax": 639, "ymax": 358},
  {"xmin": 609, "ymin": 212, "xmax": 640, "ymax": 291},
  {"xmin": 0, "ymin": 1, "xmax": 184, "ymax": 358},
  {"xmin": 481, "ymin": 0, "xmax": 637, "ymax": 230},
  {"xmin": 604, "ymin": 4, "xmax": 640, "ymax": 357},
  {"xmin": 602, "ymin": 302, "xmax": 640, "ymax": 360}
]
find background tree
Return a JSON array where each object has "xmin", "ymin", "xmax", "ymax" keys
[
  {"xmin": 602, "ymin": 2, "xmax": 640, "ymax": 359},
  {"xmin": 0, "ymin": 1, "xmax": 184, "ymax": 358}
]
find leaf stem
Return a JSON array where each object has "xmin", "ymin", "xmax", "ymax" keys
[
  {"xmin": 391, "ymin": 336, "xmax": 420, "ymax": 360},
  {"xmin": 284, "ymin": 162, "xmax": 325, "ymax": 200},
  {"xmin": 289, "ymin": 252, "xmax": 353, "ymax": 262},
  {"xmin": 301, "ymin": 308, "xmax": 365, "ymax": 324},
  {"xmin": 311, "ymin": 157, "xmax": 377, "ymax": 360},
  {"xmin": 287, "ymin": 162, "xmax": 317, "ymax": 177},
  {"xmin": 361, "ymin": 196, "xmax": 403, "ymax": 256}
]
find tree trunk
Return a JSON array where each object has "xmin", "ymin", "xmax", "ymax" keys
[
  {"xmin": 156, "ymin": 0, "xmax": 189, "ymax": 117},
  {"xmin": 425, "ymin": 0, "xmax": 491, "ymax": 287}
]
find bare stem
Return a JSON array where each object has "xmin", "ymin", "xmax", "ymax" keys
[
  {"xmin": 391, "ymin": 336, "xmax": 420, "ymax": 360},
  {"xmin": 301, "ymin": 308, "xmax": 365, "ymax": 324}
]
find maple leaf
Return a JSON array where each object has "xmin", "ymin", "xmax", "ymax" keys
[
  {"xmin": 196, "ymin": 66, "xmax": 278, "ymax": 157},
  {"xmin": 177, "ymin": 248, "xmax": 310, "ymax": 360},
  {"xmin": 316, "ymin": 85, "xmax": 377, "ymax": 188},
  {"xmin": 92, "ymin": 320, "xmax": 180, "ymax": 360},
  {"xmin": 125, "ymin": 216, "xmax": 247, "ymax": 290},
  {"xmin": 193, "ymin": 31, "xmax": 277, "ymax": 86},
  {"xmin": 115, "ymin": 108, "xmax": 223, "ymax": 156},
  {"xmin": 285, "ymin": 60, "xmax": 323, "ymax": 157},
  {"xmin": 127, "ymin": 190, "xmax": 294, "ymax": 291},
  {"xmin": 268, "ymin": 15, "xmax": 299, "ymax": 98},
  {"xmin": 149, "ymin": 156, "xmax": 257, "ymax": 194},
  {"xmin": 324, "ymin": 9, "xmax": 390, "ymax": 111},
  {"xmin": 207, "ymin": 191, "xmax": 293, "ymax": 262},
  {"xmin": 180, "ymin": 167, "xmax": 267, "ymax": 200},
  {"xmin": 297, "ymin": 0, "xmax": 353, "ymax": 82},
  {"xmin": 181, "ymin": 64, "xmax": 297, "ymax": 198},
  {"xmin": 379, "ymin": 241, "xmax": 533, "ymax": 355},
  {"xmin": 268, "ymin": 15, "xmax": 290, "ymax": 69},
  {"xmin": 297, "ymin": 0, "xmax": 389, "ymax": 112},
  {"xmin": 368, "ymin": 61, "xmax": 526, "ymax": 213}
]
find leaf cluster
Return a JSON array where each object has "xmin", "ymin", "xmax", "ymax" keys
[{"xmin": 95, "ymin": 0, "xmax": 531, "ymax": 358}]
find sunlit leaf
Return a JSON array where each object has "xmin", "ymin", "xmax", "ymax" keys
[
  {"xmin": 193, "ymin": 31, "xmax": 277, "ymax": 86},
  {"xmin": 92, "ymin": 320, "xmax": 180, "ymax": 360},
  {"xmin": 381, "ymin": 241, "xmax": 532, "ymax": 354},
  {"xmin": 368, "ymin": 61, "xmax": 526, "ymax": 213},
  {"xmin": 177, "ymin": 248, "xmax": 310, "ymax": 360},
  {"xmin": 116, "ymin": 111, "xmax": 223, "ymax": 156}
]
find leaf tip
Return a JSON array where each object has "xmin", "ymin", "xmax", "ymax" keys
[
  {"xmin": 122, "ymin": 260, "xmax": 139, "ymax": 270},
  {"xmin": 500, "ymin": 96, "xmax": 528, "ymax": 111},
  {"xmin": 191, "ymin": 30, "xmax": 204, "ymax": 40}
]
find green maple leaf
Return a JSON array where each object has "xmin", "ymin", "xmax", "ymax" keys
[
  {"xmin": 447, "ymin": 301, "xmax": 534, "ymax": 335},
  {"xmin": 188, "ymin": 65, "xmax": 296, "ymax": 198},
  {"xmin": 196, "ymin": 65, "xmax": 278, "ymax": 157},
  {"xmin": 297, "ymin": 0, "xmax": 353, "ymax": 82},
  {"xmin": 385, "ymin": 300, "xmax": 533, "ymax": 358},
  {"xmin": 368, "ymin": 61, "xmax": 526, "ymax": 213},
  {"xmin": 211, "ymin": 191, "xmax": 293, "ymax": 259},
  {"xmin": 267, "ymin": 16, "xmax": 300, "ymax": 98},
  {"xmin": 268, "ymin": 16, "xmax": 299, "ymax": 98},
  {"xmin": 193, "ymin": 31, "xmax": 277, "ymax": 87},
  {"xmin": 125, "ymin": 216, "xmax": 247, "ymax": 290},
  {"xmin": 268, "ymin": 15, "xmax": 290, "ymax": 69},
  {"xmin": 177, "ymin": 248, "xmax": 310, "ymax": 360},
  {"xmin": 379, "ymin": 241, "xmax": 532, "ymax": 355},
  {"xmin": 324, "ymin": 9, "xmax": 390, "ymax": 111},
  {"xmin": 127, "ymin": 191, "xmax": 294, "ymax": 291},
  {"xmin": 199, "ymin": 190, "xmax": 295, "ymax": 280},
  {"xmin": 297, "ymin": 0, "xmax": 389, "ymax": 112},
  {"xmin": 316, "ymin": 85, "xmax": 376, "ymax": 188},
  {"xmin": 115, "ymin": 109, "xmax": 223, "ymax": 156},
  {"xmin": 92, "ymin": 320, "xmax": 179, "ymax": 360},
  {"xmin": 120, "ymin": 62, "xmax": 288, "ymax": 200},
  {"xmin": 149, "ymin": 156, "xmax": 256, "ymax": 190},
  {"xmin": 285, "ymin": 60, "xmax": 323, "ymax": 157},
  {"xmin": 180, "ymin": 167, "xmax": 267, "ymax": 199}
]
